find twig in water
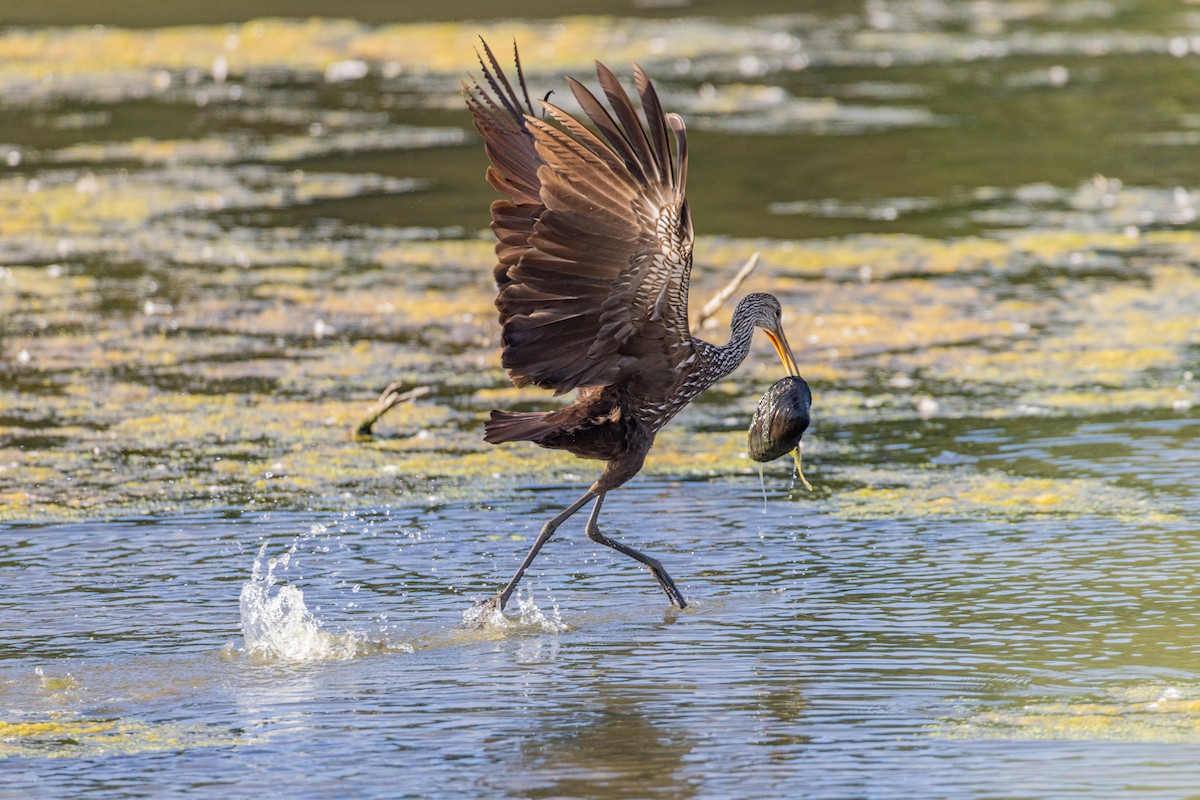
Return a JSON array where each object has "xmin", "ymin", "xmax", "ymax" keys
[
  {"xmin": 354, "ymin": 383, "xmax": 432, "ymax": 440},
  {"xmin": 692, "ymin": 251, "xmax": 760, "ymax": 333}
]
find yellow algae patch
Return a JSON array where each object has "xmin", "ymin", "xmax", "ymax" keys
[
  {"xmin": 1028, "ymin": 386, "xmax": 1195, "ymax": 413},
  {"xmin": 650, "ymin": 429, "xmax": 750, "ymax": 476},
  {"xmin": 1076, "ymin": 265, "xmax": 1200, "ymax": 351},
  {"xmin": 54, "ymin": 136, "xmax": 243, "ymax": 166},
  {"xmin": 0, "ymin": 173, "xmax": 170, "ymax": 237},
  {"xmin": 4, "ymin": 147, "xmax": 1198, "ymax": 525},
  {"xmin": 911, "ymin": 345, "xmax": 1180, "ymax": 390},
  {"xmin": 354, "ymin": 290, "xmax": 495, "ymax": 327},
  {"xmin": 898, "ymin": 262, "xmax": 1199, "ymax": 397},
  {"xmin": 49, "ymin": 128, "xmax": 462, "ymax": 166},
  {"xmin": 473, "ymin": 386, "xmax": 566, "ymax": 406},
  {"xmin": 0, "ymin": 716, "xmax": 244, "ymax": 758},
  {"xmin": 700, "ymin": 234, "xmax": 1010, "ymax": 279},
  {"xmin": 350, "ymin": 16, "xmax": 769, "ymax": 74},
  {"xmin": 0, "ymin": 20, "xmax": 354, "ymax": 102},
  {"xmin": 1, "ymin": 267, "xmax": 98, "ymax": 297},
  {"xmin": 0, "ymin": 16, "xmax": 836, "ymax": 105},
  {"xmin": 939, "ymin": 685, "xmax": 1200, "ymax": 743},
  {"xmin": 0, "ymin": 167, "xmax": 412, "ymax": 262},
  {"xmin": 374, "ymin": 239, "xmax": 495, "ymax": 271},
  {"xmin": 1007, "ymin": 229, "xmax": 1144, "ymax": 260},
  {"xmin": 835, "ymin": 466, "xmax": 1175, "ymax": 521}
]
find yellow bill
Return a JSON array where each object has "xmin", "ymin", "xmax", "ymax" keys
[{"xmin": 765, "ymin": 324, "xmax": 801, "ymax": 378}]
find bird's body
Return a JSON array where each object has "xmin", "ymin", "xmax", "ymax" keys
[
  {"xmin": 465, "ymin": 41, "xmax": 802, "ymax": 612},
  {"xmin": 485, "ymin": 299, "xmax": 775, "ymax": 477}
]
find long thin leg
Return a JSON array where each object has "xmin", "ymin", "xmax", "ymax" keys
[
  {"xmin": 487, "ymin": 488, "xmax": 598, "ymax": 611},
  {"xmin": 584, "ymin": 494, "xmax": 688, "ymax": 609}
]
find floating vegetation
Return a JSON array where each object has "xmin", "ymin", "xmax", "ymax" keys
[
  {"xmin": 0, "ymin": 166, "xmax": 421, "ymax": 263},
  {"xmin": 659, "ymin": 83, "xmax": 944, "ymax": 135},
  {"xmin": 939, "ymin": 685, "xmax": 1200, "ymax": 743},
  {"xmin": 0, "ymin": 10, "xmax": 1187, "ymax": 109},
  {"xmin": 2, "ymin": 222, "xmax": 1197, "ymax": 520},
  {"xmin": 1, "ymin": 12, "xmax": 1198, "ymax": 522},
  {"xmin": 773, "ymin": 177, "xmax": 1200, "ymax": 231},
  {"xmin": 46, "ymin": 126, "xmax": 466, "ymax": 167},
  {"xmin": 771, "ymin": 196, "xmax": 943, "ymax": 221},
  {"xmin": 0, "ymin": 18, "xmax": 760, "ymax": 105},
  {"xmin": 899, "ymin": 262, "xmax": 1200, "ymax": 407},
  {"xmin": 834, "ymin": 466, "xmax": 1177, "ymax": 521},
  {"xmin": 0, "ymin": 716, "xmax": 244, "ymax": 758}
]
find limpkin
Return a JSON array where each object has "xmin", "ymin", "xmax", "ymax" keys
[{"xmin": 465, "ymin": 40, "xmax": 803, "ymax": 612}]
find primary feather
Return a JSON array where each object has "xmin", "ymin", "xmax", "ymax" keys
[{"xmin": 464, "ymin": 39, "xmax": 695, "ymax": 402}]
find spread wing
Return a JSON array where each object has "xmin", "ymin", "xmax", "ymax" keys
[{"xmin": 464, "ymin": 40, "xmax": 695, "ymax": 396}]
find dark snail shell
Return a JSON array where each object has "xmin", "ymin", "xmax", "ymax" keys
[{"xmin": 748, "ymin": 376, "xmax": 812, "ymax": 462}]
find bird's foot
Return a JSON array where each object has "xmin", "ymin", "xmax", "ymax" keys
[
  {"xmin": 654, "ymin": 570, "xmax": 689, "ymax": 610},
  {"xmin": 476, "ymin": 594, "xmax": 505, "ymax": 612},
  {"xmin": 639, "ymin": 554, "xmax": 688, "ymax": 609},
  {"xmin": 460, "ymin": 593, "xmax": 507, "ymax": 629}
]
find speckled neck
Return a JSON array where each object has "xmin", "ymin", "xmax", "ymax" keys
[
  {"xmin": 721, "ymin": 308, "xmax": 757, "ymax": 370},
  {"xmin": 693, "ymin": 303, "xmax": 757, "ymax": 389}
]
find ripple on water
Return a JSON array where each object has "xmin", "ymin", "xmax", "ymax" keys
[{"xmin": 1, "ymin": 459, "xmax": 1198, "ymax": 798}]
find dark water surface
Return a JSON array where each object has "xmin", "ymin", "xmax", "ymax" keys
[{"xmin": 2, "ymin": 0, "xmax": 1200, "ymax": 797}]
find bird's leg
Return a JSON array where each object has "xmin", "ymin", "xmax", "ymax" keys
[
  {"xmin": 584, "ymin": 494, "xmax": 689, "ymax": 609},
  {"xmin": 485, "ymin": 489, "xmax": 598, "ymax": 612}
]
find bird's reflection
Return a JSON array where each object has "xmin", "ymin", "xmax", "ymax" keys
[{"xmin": 511, "ymin": 692, "xmax": 699, "ymax": 800}]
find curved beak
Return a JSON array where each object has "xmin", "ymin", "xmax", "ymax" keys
[{"xmin": 764, "ymin": 324, "xmax": 800, "ymax": 377}]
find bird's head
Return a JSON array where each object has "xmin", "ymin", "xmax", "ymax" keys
[{"xmin": 736, "ymin": 292, "xmax": 800, "ymax": 377}]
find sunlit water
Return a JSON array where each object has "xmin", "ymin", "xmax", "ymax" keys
[
  {"xmin": 1, "ymin": 414, "xmax": 1197, "ymax": 798},
  {"xmin": 3, "ymin": 1, "xmax": 1200, "ymax": 796}
]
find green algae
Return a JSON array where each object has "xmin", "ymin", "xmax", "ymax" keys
[
  {"xmin": 4, "ymin": 222, "xmax": 1198, "ymax": 520},
  {"xmin": 0, "ymin": 715, "xmax": 245, "ymax": 758},
  {"xmin": 48, "ymin": 126, "xmax": 464, "ymax": 166},
  {"xmin": 939, "ymin": 685, "xmax": 1200, "ymax": 743},
  {"xmin": 2, "ymin": 15, "xmax": 1198, "ymax": 522},
  {"xmin": 833, "ymin": 466, "xmax": 1178, "ymax": 522}
]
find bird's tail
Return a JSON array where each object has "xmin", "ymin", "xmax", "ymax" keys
[{"xmin": 483, "ymin": 410, "xmax": 558, "ymax": 444}]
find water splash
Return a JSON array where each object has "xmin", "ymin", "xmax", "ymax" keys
[
  {"xmin": 239, "ymin": 540, "xmax": 394, "ymax": 662},
  {"xmin": 459, "ymin": 586, "xmax": 570, "ymax": 634}
]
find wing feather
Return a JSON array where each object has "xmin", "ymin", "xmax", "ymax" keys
[
  {"xmin": 595, "ymin": 63, "xmax": 661, "ymax": 183},
  {"xmin": 564, "ymin": 77, "xmax": 647, "ymax": 183},
  {"xmin": 633, "ymin": 65, "xmax": 673, "ymax": 187},
  {"xmin": 465, "ymin": 41, "xmax": 695, "ymax": 396}
]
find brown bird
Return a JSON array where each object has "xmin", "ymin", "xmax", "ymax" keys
[{"xmin": 465, "ymin": 40, "xmax": 802, "ymax": 612}]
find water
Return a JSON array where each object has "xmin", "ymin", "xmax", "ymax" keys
[
  {"xmin": 3, "ymin": 0, "xmax": 1200, "ymax": 796},
  {"xmin": 1, "ymin": 414, "xmax": 1198, "ymax": 796}
]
